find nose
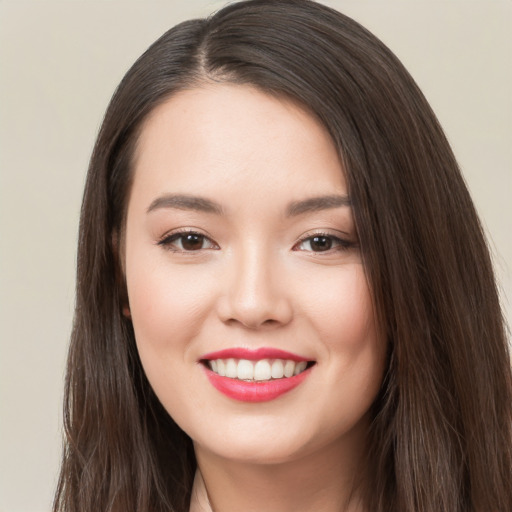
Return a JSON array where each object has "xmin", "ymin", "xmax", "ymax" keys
[{"xmin": 216, "ymin": 244, "xmax": 293, "ymax": 330}]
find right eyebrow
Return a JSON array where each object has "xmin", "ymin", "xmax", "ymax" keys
[
  {"xmin": 146, "ymin": 194, "xmax": 224, "ymax": 215},
  {"xmin": 286, "ymin": 194, "xmax": 352, "ymax": 217}
]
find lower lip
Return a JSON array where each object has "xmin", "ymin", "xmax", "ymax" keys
[{"xmin": 203, "ymin": 366, "xmax": 313, "ymax": 402}]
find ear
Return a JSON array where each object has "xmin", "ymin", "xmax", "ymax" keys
[{"xmin": 112, "ymin": 231, "xmax": 131, "ymax": 318}]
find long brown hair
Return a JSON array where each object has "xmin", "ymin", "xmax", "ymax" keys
[{"xmin": 54, "ymin": 1, "xmax": 512, "ymax": 511}]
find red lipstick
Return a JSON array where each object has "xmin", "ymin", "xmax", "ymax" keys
[
  {"xmin": 200, "ymin": 347, "xmax": 314, "ymax": 402},
  {"xmin": 201, "ymin": 347, "xmax": 309, "ymax": 362},
  {"xmin": 203, "ymin": 367, "xmax": 312, "ymax": 402}
]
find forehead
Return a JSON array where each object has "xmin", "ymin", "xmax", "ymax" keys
[{"xmin": 130, "ymin": 84, "xmax": 347, "ymax": 210}]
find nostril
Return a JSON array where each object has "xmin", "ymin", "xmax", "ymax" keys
[
  {"xmin": 224, "ymin": 316, "xmax": 282, "ymax": 330},
  {"xmin": 215, "ymin": 278, "xmax": 294, "ymax": 329}
]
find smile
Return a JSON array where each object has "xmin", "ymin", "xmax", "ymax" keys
[
  {"xmin": 200, "ymin": 348, "xmax": 316, "ymax": 402},
  {"xmin": 206, "ymin": 358, "xmax": 309, "ymax": 381}
]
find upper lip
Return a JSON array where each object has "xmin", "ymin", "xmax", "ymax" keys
[{"xmin": 200, "ymin": 347, "xmax": 312, "ymax": 362}]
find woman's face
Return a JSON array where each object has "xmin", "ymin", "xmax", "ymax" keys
[{"xmin": 124, "ymin": 84, "xmax": 386, "ymax": 465}]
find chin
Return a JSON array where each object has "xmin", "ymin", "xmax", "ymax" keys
[
  {"xmin": 188, "ymin": 416, "xmax": 312, "ymax": 464},
  {"xmin": 190, "ymin": 412, "xmax": 364, "ymax": 468},
  {"xmin": 195, "ymin": 438, "xmax": 310, "ymax": 466}
]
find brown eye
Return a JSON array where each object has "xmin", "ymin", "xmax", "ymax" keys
[
  {"xmin": 294, "ymin": 233, "xmax": 353, "ymax": 253},
  {"xmin": 309, "ymin": 236, "xmax": 332, "ymax": 252},
  {"xmin": 158, "ymin": 231, "xmax": 218, "ymax": 252},
  {"xmin": 181, "ymin": 233, "xmax": 205, "ymax": 251}
]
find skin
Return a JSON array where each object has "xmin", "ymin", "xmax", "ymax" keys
[{"xmin": 123, "ymin": 84, "xmax": 386, "ymax": 512}]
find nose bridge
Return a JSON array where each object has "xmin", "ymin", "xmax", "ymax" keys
[{"xmin": 220, "ymin": 239, "xmax": 292, "ymax": 328}]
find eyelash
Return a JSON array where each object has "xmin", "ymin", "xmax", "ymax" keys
[
  {"xmin": 157, "ymin": 230, "xmax": 355, "ymax": 254},
  {"xmin": 157, "ymin": 229, "xmax": 218, "ymax": 253},
  {"xmin": 292, "ymin": 231, "xmax": 355, "ymax": 253}
]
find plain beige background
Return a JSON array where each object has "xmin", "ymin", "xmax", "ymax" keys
[{"xmin": 0, "ymin": 1, "xmax": 510, "ymax": 510}]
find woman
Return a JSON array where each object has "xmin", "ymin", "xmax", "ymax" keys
[{"xmin": 53, "ymin": 1, "xmax": 512, "ymax": 511}]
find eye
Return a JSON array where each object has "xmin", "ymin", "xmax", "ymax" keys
[
  {"xmin": 158, "ymin": 231, "xmax": 218, "ymax": 252},
  {"xmin": 294, "ymin": 233, "xmax": 353, "ymax": 253}
]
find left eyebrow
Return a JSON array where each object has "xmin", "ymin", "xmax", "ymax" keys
[
  {"xmin": 146, "ymin": 194, "xmax": 224, "ymax": 215},
  {"xmin": 286, "ymin": 195, "xmax": 352, "ymax": 217}
]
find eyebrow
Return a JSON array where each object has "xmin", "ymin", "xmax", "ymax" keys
[
  {"xmin": 286, "ymin": 194, "xmax": 351, "ymax": 216},
  {"xmin": 147, "ymin": 194, "xmax": 223, "ymax": 215},
  {"xmin": 146, "ymin": 193, "xmax": 351, "ymax": 216}
]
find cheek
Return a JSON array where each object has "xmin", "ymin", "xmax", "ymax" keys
[
  {"xmin": 125, "ymin": 253, "xmax": 216, "ymax": 364},
  {"xmin": 298, "ymin": 264, "xmax": 385, "ymax": 416},
  {"xmin": 298, "ymin": 263, "xmax": 376, "ymax": 352},
  {"xmin": 125, "ymin": 259, "xmax": 219, "ymax": 422}
]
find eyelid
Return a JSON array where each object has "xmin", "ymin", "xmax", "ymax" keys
[
  {"xmin": 157, "ymin": 228, "xmax": 219, "ymax": 252},
  {"xmin": 155, "ymin": 228, "xmax": 356, "ymax": 254},
  {"xmin": 292, "ymin": 230, "xmax": 356, "ymax": 252}
]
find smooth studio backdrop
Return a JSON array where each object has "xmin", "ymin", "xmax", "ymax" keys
[{"xmin": 0, "ymin": 1, "xmax": 510, "ymax": 511}]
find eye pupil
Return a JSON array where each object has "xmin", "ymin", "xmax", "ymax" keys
[
  {"xmin": 182, "ymin": 234, "xmax": 204, "ymax": 250},
  {"xmin": 311, "ymin": 236, "xmax": 332, "ymax": 251}
]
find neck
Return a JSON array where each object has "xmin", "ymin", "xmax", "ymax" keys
[{"xmin": 189, "ymin": 434, "xmax": 368, "ymax": 512}]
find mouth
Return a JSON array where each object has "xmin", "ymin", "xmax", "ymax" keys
[
  {"xmin": 201, "ymin": 358, "xmax": 315, "ymax": 382},
  {"xmin": 199, "ymin": 348, "xmax": 316, "ymax": 402}
]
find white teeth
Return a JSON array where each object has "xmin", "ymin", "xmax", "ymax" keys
[
  {"xmin": 225, "ymin": 358, "xmax": 238, "ymax": 378},
  {"xmin": 294, "ymin": 361, "xmax": 307, "ymax": 375},
  {"xmin": 254, "ymin": 359, "xmax": 272, "ymax": 381},
  {"xmin": 283, "ymin": 360, "xmax": 295, "ymax": 378},
  {"xmin": 206, "ymin": 358, "xmax": 311, "ymax": 381},
  {"xmin": 216, "ymin": 359, "xmax": 226, "ymax": 376},
  {"xmin": 271, "ymin": 360, "xmax": 284, "ymax": 379},
  {"xmin": 237, "ymin": 359, "xmax": 254, "ymax": 380}
]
